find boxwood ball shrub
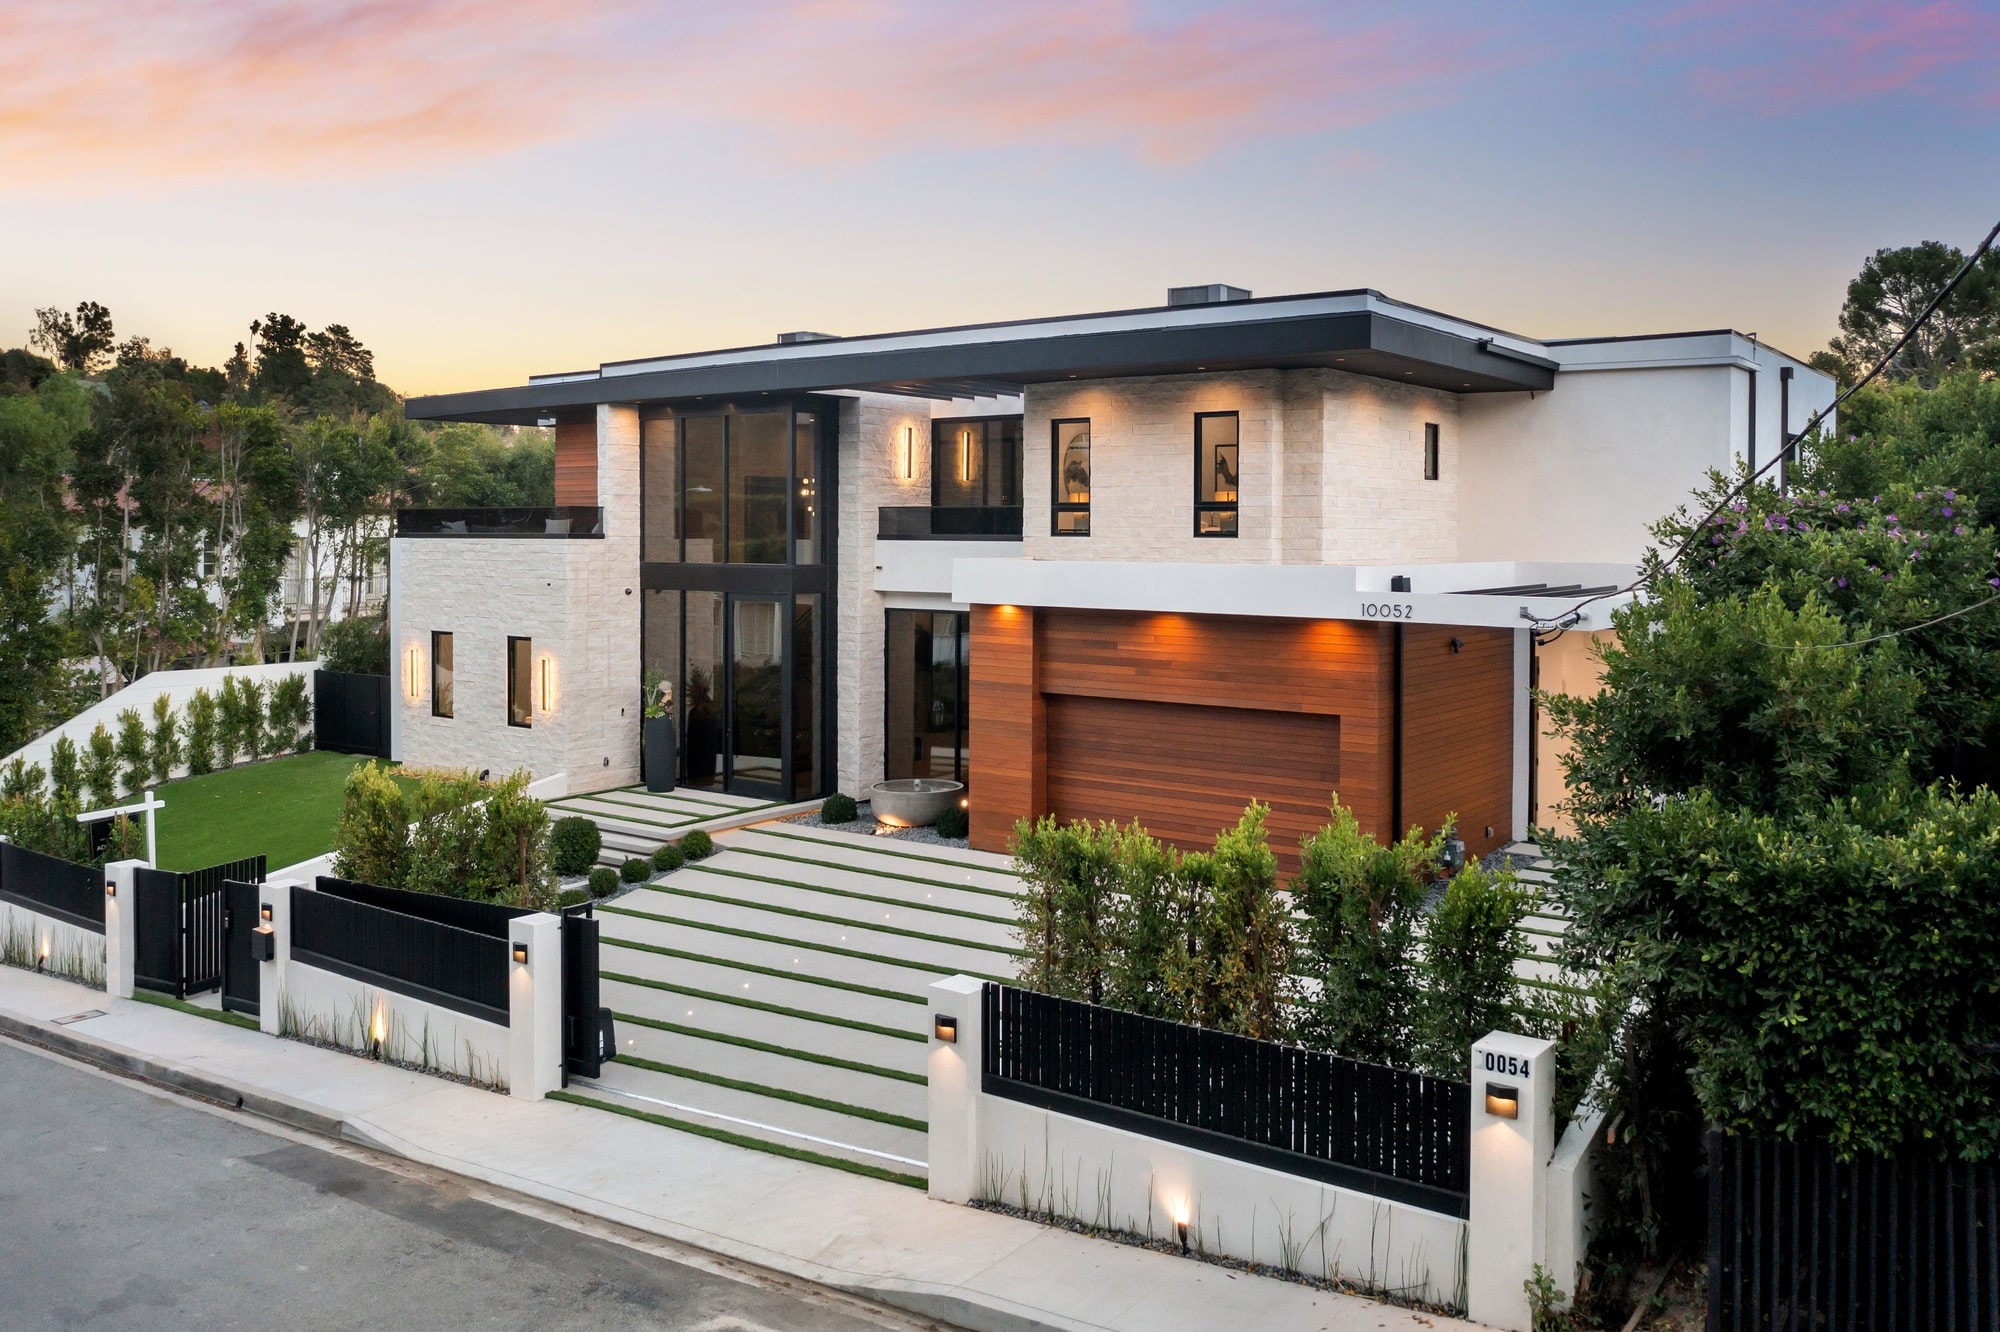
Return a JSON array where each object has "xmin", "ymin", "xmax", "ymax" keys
[
  {"xmin": 549, "ymin": 816, "xmax": 603, "ymax": 876},
  {"xmin": 820, "ymin": 793, "xmax": 857, "ymax": 824},
  {"xmin": 620, "ymin": 856, "xmax": 652, "ymax": 884},
  {"xmin": 651, "ymin": 842, "xmax": 686, "ymax": 872},
  {"xmin": 588, "ymin": 866, "xmax": 620, "ymax": 898},
  {"xmin": 935, "ymin": 804, "xmax": 968, "ymax": 839},
  {"xmin": 679, "ymin": 829, "xmax": 714, "ymax": 860}
]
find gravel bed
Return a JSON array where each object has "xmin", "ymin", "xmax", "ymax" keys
[{"xmin": 786, "ymin": 800, "xmax": 970, "ymax": 849}]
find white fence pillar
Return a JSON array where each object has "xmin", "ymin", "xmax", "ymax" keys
[
  {"xmin": 103, "ymin": 859, "xmax": 144, "ymax": 999},
  {"xmin": 258, "ymin": 879, "xmax": 302, "ymax": 1037},
  {"xmin": 507, "ymin": 913, "xmax": 563, "ymax": 1100},
  {"xmin": 926, "ymin": 974, "xmax": 985, "ymax": 1204},
  {"xmin": 1467, "ymin": 1030, "xmax": 1558, "ymax": 1331}
]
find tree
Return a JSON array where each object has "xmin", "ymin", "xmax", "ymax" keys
[
  {"xmin": 0, "ymin": 372, "xmax": 89, "ymax": 751},
  {"xmin": 250, "ymin": 313, "xmax": 312, "ymax": 403},
  {"xmin": 1824, "ymin": 241, "xmax": 2000, "ymax": 386},
  {"xmin": 29, "ymin": 301, "xmax": 115, "ymax": 374}
]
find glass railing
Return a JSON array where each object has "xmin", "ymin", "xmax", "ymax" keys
[
  {"xmin": 877, "ymin": 506, "xmax": 1024, "ymax": 540},
  {"xmin": 395, "ymin": 507, "xmax": 605, "ymax": 538}
]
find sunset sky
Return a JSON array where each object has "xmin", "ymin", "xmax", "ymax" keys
[{"xmin": 2, "ymin": 0, "xmax": 1995, "ymax": 395}]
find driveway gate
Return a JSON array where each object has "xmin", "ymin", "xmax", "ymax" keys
[
  {"xmin": 134, "ymin": 856, "xmax": 267, "ymax": 1000},
  {"xmin": 220, "ymin": 878, "xmax": 265, "ymax": 1016}
]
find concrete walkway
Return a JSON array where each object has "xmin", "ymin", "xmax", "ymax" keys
[{"xmin": 0, "ymin": 966, "xmax": 1479, "ymax": 1332}]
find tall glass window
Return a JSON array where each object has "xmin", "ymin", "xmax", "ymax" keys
[
  {"xmin": 1051, "ymin": 418, "xmax": 1091, "ymax": 536},
  {"xmin": 793, "ymin": 413, "xmax": 820, "ymax": 564},
  {"xmin": 641, "ymin": 418, "xmax": 680, "ymax": 562},
  {"xmin": 1423, "ymin": 422, "xmax": 1440, "ymax": 481},
  {"xmin": 728, "ymin": 412, "xmax": 790, "ymax": 564},
  {"xmin": 932, "ymin": 417, "xmax": 1022, "ymax": 510},
  {"xmin": 682, "ymin": 416, "xmax": 724, "ymax": 564},
  {"xmin": 792, "ymin": 594, "xmax": 822, "ymax": 799},
  {"xmin": 431, "ymin": 631, "xmax": 453, "ymax": 718},
  {"xmin": 885, "ymin": 610, "xmax": 968, "ymax": 784},
  {"xmin": 1194, "ymin": 411, "xmax": 1239, "ymax": 537},
  {"xmin": 506, "ymin": 636, "xmax": 532, "ymax": 728}
]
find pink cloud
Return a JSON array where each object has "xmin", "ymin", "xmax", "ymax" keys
[
  {"xmin": 1650, "ymin": 1, "xmax": 2000, "ymax": 114},
  {"xmin": 0, "ymin": 1, "xmax": 1497, "ymax": 185}
]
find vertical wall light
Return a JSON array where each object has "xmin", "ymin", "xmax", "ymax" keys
[
  {"xmin": 539, "ymin": 656, "xmax": 554, "ymax": 714},
  {"xmin": 960, "ymin": 427, "xmax": 973, "ymax": 482},
  {"xmin": 404, "ymin": 646, "xmax": 421, "ymax": 700},
  {"xmin": 899, "ymin": 425, "xmax": 915, "ymax": 480}
]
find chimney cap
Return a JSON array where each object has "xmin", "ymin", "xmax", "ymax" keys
[{"xmin": 1167, "ymin": 284, "xmax": 1252, "ymax": 307}]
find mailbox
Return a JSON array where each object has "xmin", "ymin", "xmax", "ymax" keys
[{"xmin": 250, "ymin": 925, "xmax": 276, "ymax": 962}]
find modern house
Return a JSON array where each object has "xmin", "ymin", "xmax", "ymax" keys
[{"xmin": 395, "ymin": 286, "xmax": 1835, "ymax": 861}]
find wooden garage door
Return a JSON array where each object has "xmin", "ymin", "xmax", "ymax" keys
[{"xmin": 1044, "ymin": 695, "xmax": 1340, "ymax": 866}]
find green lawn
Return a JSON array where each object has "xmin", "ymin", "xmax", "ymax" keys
[{"xmin": 153, "ymin": 751, "xmax": 416, "ymax": 873}]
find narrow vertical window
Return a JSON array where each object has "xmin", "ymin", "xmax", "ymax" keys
[
  {"xmin": 507, "ymin": 636, "xmax": 532, "ymax": 728},
  {"xmin": 1051, "ymin": 418, "xmax": 1091, "ymax": 535},
  {"xmin": 1423, "ymin": 422, "xmax": 1440, "ymax": 481},
  {"xmin": 431, "ymin": 631, "xmax": 454, "ymax": 718},
  {"xmin": 1193, "ymin": 412, "xmax": 1239, "ymax": 537}
]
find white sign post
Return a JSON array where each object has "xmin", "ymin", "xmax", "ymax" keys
[{"xmin": 77, "ymin": 788, "xmax": 166, "ymax": 867}]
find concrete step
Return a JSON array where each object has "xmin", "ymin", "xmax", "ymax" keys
[
  {"xmin": 602, "ymin": 975, "xmax": 927, "ymax": 1076},
  {"xmin": 597, "ymin": 944, "xmax": 924, "ymax": 1033},
  {"xmin": 728, "ymin": 826, "xmax": 1022, "ymax": 896},
  {"xmin": 597, "ymin": 907, "xmax": 966, "ymax": 998},
  {"xmin": 612, "ymin": 1014, "xmax": 926, "ymax": 1123},
  {"xmin": 674, "ymin": 861, "xmax": 1020, "ymax": 947}
]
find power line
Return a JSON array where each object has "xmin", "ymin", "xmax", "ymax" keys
[{"xmin": 1528, "ymin": 211, "xmax": 2000, "ymax": 630}]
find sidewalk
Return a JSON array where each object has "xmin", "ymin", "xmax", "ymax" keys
[{"xmin": 0, "ymin": 967, "xmax": 1479, "ymax": 1332}]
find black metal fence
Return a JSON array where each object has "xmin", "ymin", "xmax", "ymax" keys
[
  {"xmin": 396, "ymin": 506, "xmax": 605, "ymax": 539},
  {"xmin": 315, "ymin": 876, "xmax": 529, "ymax": 938},
  {"xmin": 291, "ymin": 883, "xmax": 510, "ymax": 1025},
  {"xmin": 0, "ymin": 841, "xmax": 106, "ymax": 934},
  {"xmin": 314, "ymin": 669, "xmax": 388, "ymax": 757},
  {"xmin": 1709, "ymin": 1132, "xmax": 2000, "ymax": 1331},
  {"xmin": 980, "ymin": 983, "xmax": 1471, "ymax": 1215}
]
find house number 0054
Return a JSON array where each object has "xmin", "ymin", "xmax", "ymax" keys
[
  {"xmin": 1482, "ymin": 1052, "xmax": 1531, "ymax": 1079},
  {"xmin": 1361, "ymin": 602, "xmax": 1415, "ymax": 619}
]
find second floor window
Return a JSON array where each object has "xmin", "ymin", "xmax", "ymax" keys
[
  {"xmin": 432, "ymin": 631, "xmax": 453, "ymax": 718},
  {"xmin": 1051, "ymin": 419, "xmax": 1090, "ymax": 535},
  {"xmin": 507, "ymin": 636, "xmax": 532, "ymax": 728},
  {"xmin": 933, "ymin": 417, "xmax": 1022, "ymax": 509},
  {"xmin": 1424, "ymin": 422, "xmax": 1440, "ymax": 481},
  {"xmin": 1194, "ymin": 412, "xmax": 1239, "ymax": 537}
]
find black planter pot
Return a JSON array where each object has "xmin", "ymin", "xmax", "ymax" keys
[{"xmin": 643, "ymin": 716, "xmax": 679, "ymax": 793}]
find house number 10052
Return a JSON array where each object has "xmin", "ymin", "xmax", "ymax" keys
[
  {"xmin": 1361, "ymin": 603, "xmax": 1415, "ymax": 619},
  {"xmin": 1482, "ymin": 1052, "xmax": 1531, "ymax": 1079}
]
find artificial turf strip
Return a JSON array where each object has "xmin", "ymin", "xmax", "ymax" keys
[
  {"xmin": 553, "ymin": 800, "xmax": 698, "ymax": 834},
  {"xmin": 628, "ymin": 882, "xmax": 1027, "ymax": 959},
  {"xmin": 615, "ymin": 785, "xmax": 775, "ymax": 813},
  {"xmin": 754, "ymin": 827, "xmax": 1021, "ymax": 879},
  {"xmin": 598, "ymin": 903, "xmax": 1015, "ymax": 985},
  {"xmin": 600, "ymin": 969, "xmax": 924, "ymax": 1042},
  {"xmin": 614, "ymin": 1009, "xmax": 927, "ymax": 1085},
  {"xmin": 599, "ymin": 935, "xmax": 926, "ymax": 1005},
  {"xmin": 680, "ymin": 863, "xmax": 1018, "ymax": 929},
  {"xmin": 549, "ymin": 1090, "xmax": 926, "ymax": 1189},
  {"xmin": 127, "ymin": 988, "xmax": 261, "ymax": 1031},
  {"xmin": 611, "ymin": 1051, "xmax": 927, "ymax": 1131},
  {"xmin": 564, "ymin": 794, "xmax": 736, "ymax": 825},
  {"xmin": 718, "ymin": 841, "xmax": 1025, "ymax": 901}
]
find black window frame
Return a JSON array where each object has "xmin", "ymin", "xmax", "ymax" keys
[
  {"xmin": 1423, "ymin": 422, "xmax": 1440, "ymax": 482},
  {"xmin": 431, "ymin": 630, "xmax": 453, "ymax": 719},
  {"xmin": 930, "ymin": 416, "xmax": 1023, "ymax": 510},
  {"xmin": 1192, "ymin": 411, "xmax": 1240, "ymax": 539},
  {"xmin": 506, "ymin": 635, "xmax": 532, "ymax": 729},
  {"xmin": 1050, "ymin": 417, "xmax": 1091, "ymax": 537}
]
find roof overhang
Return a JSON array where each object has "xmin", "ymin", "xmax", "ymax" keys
[{"xmin": 406, "ymin": 301, "xmax": 1558, "ymax": 425}]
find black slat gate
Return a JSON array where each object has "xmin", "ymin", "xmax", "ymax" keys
[
  {"xmin": 221, "ymin": 879, "xmax": 263, "ymax": 1016},
  {"xmin": 561, "ymin": 905, "xmax": 609, "ymax": 1082},
  {"xmin": 134, "ymin": 857, "xmax": 267, "ymax": 1000}
]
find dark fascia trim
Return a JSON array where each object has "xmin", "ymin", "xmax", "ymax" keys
[
  {"xmin": 1544, "ymin": 327, "xmax": 1823, "ymax": 369},
  {"xmin": 407, "ymin": 311, "xmax": 1556, "ymax": 424}
]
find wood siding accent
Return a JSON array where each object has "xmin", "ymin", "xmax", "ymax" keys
[
  {"xmin": 1045, "ymin": 696, "xmax": 1341, "ymax": 867},
  {"xmin": 968, "ymin": 604, "xmax": 1043, "ymax": 853},
  {"xmin": 554, "ymin": 417, "xmax": 597, "ymax": 506},
  {"xmin": 1398, "ymin": 625, "xmax": 1514, "ymax": 860}
]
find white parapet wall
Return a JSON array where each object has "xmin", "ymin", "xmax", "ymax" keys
[{"xmin": 0, "ymin": 895, "xmax": 106, "ymax": 989}]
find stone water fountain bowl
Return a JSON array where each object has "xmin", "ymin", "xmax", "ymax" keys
[{"xmin": 867, "ymin": 778, "xmax": 965, "ymax": 828}]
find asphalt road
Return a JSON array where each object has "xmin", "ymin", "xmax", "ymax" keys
[{"xmin": 0, "ymin": 1037, "xmax": 952, "ymax": 1332}]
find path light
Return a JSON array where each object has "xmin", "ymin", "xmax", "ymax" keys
[
  {"xmin": 934, "ymin": 1014, "xmax": 957, "ymax": 1043},
  {"xmin": 104, "ymin": 879, "xmax": 115, "ymax": 899},
  {"xmin": 260, "ymin": 902, "xmax": 273, "ymax": 922},
  {"xmin": 513, "ymin": 942, "xmax": 529, "ymax": 965},
  {"xmin": 1485, "ymin": 1083, "xmax": 1519, "ymax": 1120},
  {"xmin": 369, "ymin": 1005, "xmax": 387, "ymax": 1059},
  {"xmin": 1169, "ymin": 1197, "xmax": 1191, "ymax": 1254}
]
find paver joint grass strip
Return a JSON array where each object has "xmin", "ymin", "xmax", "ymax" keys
[
  {"xmin": 639, "ymin": 881, "xmax": 1027, "ymax": 958},
  {"xmin": 128, "ymin": 988, "xmax": 261, "ymax": 1031},
  {"xmin": 754, "ymin": 826, "xmax": 1021, "ymax": 879},
  {"xmin": 598, "ymin": 935, "xmax": 925, "ymax": 1005},
  {"xmin": 548, "ymin": 1090, "xmax": 926, "ymax": 1190},
  {"xmin": 730, "ymin": 836, "xmax": 1024, "ymax": 899},
  {"xmin": 598, "ymin": 903, "xmax": 1014, "ymax": 985},
  {"xmin": 615, "ymin": 1009, "xmax": 927, "ymax": 1085},
  {"xmin": 600, "ymin": 969, "xmax": 924, "ymax": 1042},
  {"xmin": 612, "ymin": 1051, "xmax": 927, "ymax": 1132},
  {"xmin": 684, "ymin": 863, "xmax": 1018, "ymax": 928}
]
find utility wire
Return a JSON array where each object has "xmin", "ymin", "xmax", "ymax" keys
[{"xmin": 1528, "ymin": 211, "xmax": 2000, "ymax": 630}]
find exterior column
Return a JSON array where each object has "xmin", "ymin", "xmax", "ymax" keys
[
  {"xmin": 926, "ymin": 974, "xmax": 986, "ymax": 1204},
  {"xmin": 1467, "ymin": 1030, "xmax": 1557, "ymax": 1331},
  {"xmin": 103, "ymin": 859, "xmax": 144, "ymax": 999},
  {"xmin": 507, "ymin": 913, "xmax": 564, "ymax": 1100},
  {"xmin": 257, "ymin": 879, "xmax": 302, "ymax": 1037}
]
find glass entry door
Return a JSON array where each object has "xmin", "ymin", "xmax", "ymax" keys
[{"xmin": 728, "ymin": 596, "xmax": 785, "ymax": 795}]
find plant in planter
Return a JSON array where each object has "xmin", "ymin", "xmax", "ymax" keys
[
  {"xmin": 683, "ymin": 668, "xmax": 722, "ymax": 786},
  {"xmin": 641, "ymin": 667, "xmax": 677, "ymax": 794}
]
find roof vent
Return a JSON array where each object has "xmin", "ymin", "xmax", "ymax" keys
[
  {"xmin": 1167, "ymin": 284, "xmax": 1251, "ymax": 307},
  {"xmin": 776, "ymin": 330, "xmax": 838, "ymax": 345}
]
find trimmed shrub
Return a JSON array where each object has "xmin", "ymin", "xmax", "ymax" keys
[
  {"xmin": 48, "ymin": 735, "xmax": 82, "ymax": 802},
  {"xmin": 214, "ymin": 676, "xmax": 242, "ymax": 767},
  {"xmin": 238, "ymin": 676, "xmax": 266, "ymax": 760},
  {"xmin": 148, "ymin": 694, "xmax": 181, "ymax": 783},
  {"xmin": 320, "ymin": 614, "xmax": 390, "ymax": 676},
  {"xmin": 331, "ymin": 761, "xmax": 410, "ymax": 888},
  {"xmin": 820, "ymin": 792, "xmax": 857, "ymax": 824},
  {"xmin": 588, "ymin": 866, "xmax": 619, "ymax": 898},
  {"xmin": 83, "ymin": 723, "xmax": 119, "ymax": 809},
  {"xmin": 476, "ymin": 773, "xmax": 553, "ymax": 908},
  {"xmin": 114, "ymin": 707, "xmax": 149, "ymax": 796},
  {"xmin": 935, "ymin": 804, "xmax": 967, "ymax": 839},
  {"xmin": 268, "ymin": 673, "xmax": 311, "ymax": 753},
  {"xmin": 1412, "ymin": 862, "xmax": 1528, "ymax": 1080},
  {"xmin": 557, "ymin": 886, "xmax": 590, "ymax": 910},
  {"xmin": 620, "ymin": 856, "xmax": 652, "ymax": 884},
  {"xmin": 549, "ymin": 816, "xmax": 602, "ymax": 876},
  {"xmin": 651, "ymin": 842, "xmax": 685, "ymax": 872},
  {"xmin": 1, "ymin": 758, "xmax": 45, "ymax": 802},
  {"xmin": 182, "ymin": 689, "xmax": 218, "ymax": 776},
  {"xmin": 679, "ymin": 829, "xmax": 713, "ymax": 860}
]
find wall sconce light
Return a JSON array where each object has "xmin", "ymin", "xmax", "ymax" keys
[
  {"xmin": 539, "ymin": 658, "xmax": 553, "ymax": 713},
  {"xmin": 104, "ymin": 880, "xmax": 116, "ymax": 899},
  {"xmin": 513, "ymin": 942, "xmax": 530, "ymax": 965},
  {"xmin": 404, "ymin": 646, "xmax": 421, "ymax": 700},
  {"xmin": 933, "ymin": 1014, "xmax": 957, "ymax": 1043},
  {"xmin": 1485, "ymin": 1083, "xmax": 1519, "ymax": 1120},
  {"xmin": 260, "ymin": 902, "xmax": 273, "ymax": 922},
  {"xmin": 960, "ymin": 428, "xmax": 973, "ymax": 482},
  {"xmin": 1449, "ymin": 636, "xmax": 1465, "ymax": 654},
  {"xmin": 899, "ymin": 425, "xmax": 915, "ymax": 480}
]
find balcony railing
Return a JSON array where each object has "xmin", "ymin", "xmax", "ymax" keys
[
  {"xmin": 877, "ymin": 505, "xmax": 1023, "ymax": 540},
  {"xmin": 395, "ymin": 506, "xmax": 605, "ymax": 539}
]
